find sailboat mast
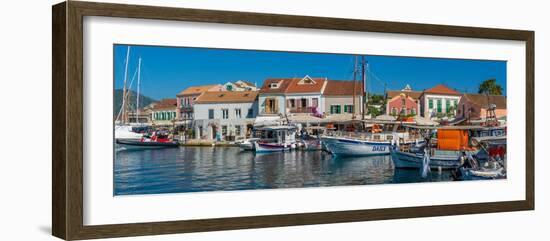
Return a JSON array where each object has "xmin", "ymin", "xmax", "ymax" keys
[
  {"xmin": 361, "ymin": 56, "xmax": 366, "ymax": 120},
  {"xmin": 352, "ymin": 56, "xmax": 358, "ymax": 118},
  {"xmin": 136, "ymin": 57, "xmax": 142, "ymax": 124},
  {"xmin": 121, "ymin": 46, "xmax": 131, "ymax": 124}
]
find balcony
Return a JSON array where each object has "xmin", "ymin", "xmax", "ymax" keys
[
  {"xmin": 289, "ymin": 106, "xmax": 317, "ymax": 114},
  {"xmin": 179, "ymin": 106, "xmax": 193, "ymax": 112}
]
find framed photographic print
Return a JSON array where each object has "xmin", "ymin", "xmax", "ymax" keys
[{"xmin": 52, "ymin": 1, "xmax": 534, "ymax": 240}]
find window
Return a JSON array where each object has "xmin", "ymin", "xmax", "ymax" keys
[
  {"xmin": 221, "ymin": 125, "xmax": 227, "ymax": 136},
  {"xmin": 330, "ymin": 105, "xmax": 341, "ymax": 114},
  {"xmin": 235, "ymin": 125, "xmax": 242, "ymax": 136},
  {"xmin": 247, "ymin": 108, "xmax": 254, "ymax": 118},
  {"xmin": 222, "ymin": 109, "xmax": 229, "ymax": 119},
  {"xmin": 391, "ymin": 107, "xmax": 397, "ymax": 115},
  {"xmin": 445, "ymin": 99, "xmax": 450, "ymax": 112},
  {"xmin": 235, "ymin": 109, "xmax": 242, "ymax": 118},
  {"xmin": 208, "ymin": 109, "xmax": 214, "ymax": 119},
  {"xmin": 428, "ymin": 99, "xmax": 433, "ymax": 109},
  {"xmin": 344, "ymin": 105, "xmax": 354, "ymax": 113},
  {"xmin": 226, "ymin": 85, "xmax": 233, "ymax": 91},
  {"xmin": 411, "ymin": 108, "xmax": 416, "ymax": 115},
  {"xmin": 312, "ymin": 98, "xmax": 319, "ymax": 107},
  {"xmin": 300, "ymin": 98, "xmax": 307, "ymax": 108},
  {"xmin": 269, "ymin": 83, "xmax": 279, "ymax": 88},
  {"xmin": 400, "ymin": 108, "xmax": 406, "ymax": 115},
  {"xmin": 288, "ymin": 99, "xmax": 295, "ymax": 108},
  {"xmin": 436, "ymin": 99, "xmax": 442, "ymax": 113}
]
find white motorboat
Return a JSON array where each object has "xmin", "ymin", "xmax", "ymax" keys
[
  {"xmin": 236, "ymin": 138, "xmax": 260, "ymax": 151},
  {"xmin": 115, "ymin": 124, "xmax": 144, "ymax": 140}
]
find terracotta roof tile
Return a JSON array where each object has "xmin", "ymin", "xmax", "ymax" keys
[
  {"xmin": 285, "ymin": 77, "xmax": 326, "ymax": 93},
  {"xmin": 259, "ymin": 78, "xmax": 294, "ymax": 94},
  {"xmin": 386, "ymin": 90, "xmax": 423, "ymax": 99},
  {"xmin": 323, "ymin": 80, "xmax": 362, "ymax": 95},
  {"xmin": 259, "ymin": 76, "xmax": 327, "ymax": 94},
  {"xmin": 423, "ymin": 84, "xmax": 461, "ymax": 95},
  {"xmin": 463, "ymin": 94, "xmax": 506, "ymax": 109},
  {"xmin": 152, "ymin": 98, "xmax": 177, "ymax": 110},
  {"xmin": 177, "ymin": 84, "xmax": 222, "ymax": 96},
  {"xmin": 195, "ymin": 91, "xmax": 258, "ymax": 104}
]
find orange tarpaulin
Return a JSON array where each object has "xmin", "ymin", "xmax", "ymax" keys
[{"xmin": 437, "ymin": 129, "xmax": 469, "ymax": 151}]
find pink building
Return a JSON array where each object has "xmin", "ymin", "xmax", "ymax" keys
[
  {"xmin": 456, "ymin": 93, "xmax": 507, "ymax": 120},
  {"xmin": 386, "ymin": 85, "xmax": 422, "ymax": 116},
  {"xmin": 176, "ymin": 84, "xmax": 222, "ymax": 120}
]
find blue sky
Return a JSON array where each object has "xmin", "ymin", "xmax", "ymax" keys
[{"xmin": 114, "ymin": 44, "xmax": 506, "ymax": 100}]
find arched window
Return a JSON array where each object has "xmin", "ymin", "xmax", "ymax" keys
[
  {"xmin": 411, "ymin": 108, "xmax": 416, "ymax": 115},
  {"xmin": 391, "ymin": 107, "xmax": 397, "ymax": 115}
]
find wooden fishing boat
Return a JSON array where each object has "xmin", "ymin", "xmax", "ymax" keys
[
  {"xmin": 390, "ymin": 127, "xmax": 480, "ymax": 170},
  {"xmin": 322, "ymin": 131, "xmax": 424, "ymax": 156},
  {"xmin": 300, "ymin": 126, "xmax": 327, "ymax": 151},
  {"xmin": 253, "ymin": 126, "xmax": 298, "ymax": 153}
]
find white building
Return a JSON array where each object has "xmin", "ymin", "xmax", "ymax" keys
[
  {"xmin": 222, "ymin": 80, "xmax": 258, "ymax": 91},
  {"xmin": 420, "ymin": 84, "xmax": 462, "ymax": 119},
  {"xmin": 193, "ymin": 91, "xmax": 258, "ymax": 140},
  {"xmin": 258, "ymin": 75, "xmax": 328, "ymax": 116}
]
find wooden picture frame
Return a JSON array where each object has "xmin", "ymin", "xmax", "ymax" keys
[{"xmin": 52, "ymin": 1, "xmax": 534, "ymax": 240}]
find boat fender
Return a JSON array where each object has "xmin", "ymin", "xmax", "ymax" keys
[{"xmin": 421, "ymin": 148, "xmax": 431, "ymax": 178}]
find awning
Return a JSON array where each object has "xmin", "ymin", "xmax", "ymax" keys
[{"xmin": 254, "ymin": 115, "xmax": 282, "ymax": 127}]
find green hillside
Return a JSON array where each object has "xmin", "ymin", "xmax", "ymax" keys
[{"xmin": 114, "ymin": 89, "xmax": 157, "ymax": 116}]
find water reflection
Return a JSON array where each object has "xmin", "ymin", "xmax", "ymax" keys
[{"xmin": 114, "ymin": 147, "xmax": 454, "ymax": 195}]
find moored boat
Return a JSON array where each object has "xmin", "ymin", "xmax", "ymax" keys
[
  {"xmin": 236, "ymin": 138, "xmax": 260, "ymax": 151},
  {"xmin": 116, "ymin": 132, "xmax": 179, "ymax": 150},
  {"xmin": 253, "ymin": 126, "xmax": 298, "ymax": 153},
  {"xmin": 390, "ymin": 148, "xmax": 471, "ymax": 169},
  {"xmin": 322, "ymin": 131, "xmax": 424, "ymax": 156},
  {"xmin": 390, "ymin": 127, "xmax": 482, "ymax": 171},
  {"xmin": 116, "ymin": 139, "xmax": 179, "ymax": 150},
  {"xmin": 115, "ymin": 124, "xmax": 144, "ymax": 140}
]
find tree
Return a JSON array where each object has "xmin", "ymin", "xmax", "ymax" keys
[{"xmin": 478, "ymin": 78, "xmax": 503, "ymax": 95}]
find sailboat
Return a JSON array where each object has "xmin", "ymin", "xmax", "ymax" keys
[{"xmin": 115, "ymin": 46, "xmax": 144, "ymax": 140}]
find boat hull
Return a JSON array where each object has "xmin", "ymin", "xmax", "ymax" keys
[
  {"xmin": 322, "ymin": 136, "xmax": 422, "ymax": 156},
  {"xmin": 390, "ymin": 149, "xmax": 461, "ymax": 169},
  {"xmin": 116, "ymin": 139, "xmax": 179, "ymax": 150},
  {"xmin": 254, "ymin": 142, "xmax": 296, "ymax": 153},
  {"xmin": 236, "ymin": 138, "xmax": 259, "ymax": 151}
]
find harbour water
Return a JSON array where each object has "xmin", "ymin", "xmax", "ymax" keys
[{"xmin": 114, "ymin": 147, "xmax": 456, "ymax": 195}]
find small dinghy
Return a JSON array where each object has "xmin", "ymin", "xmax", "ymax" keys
[
  {"xmin": 452, "ymin": 155, "xmax": 506, "ymax": 180},
  {"xmin": 236, "ymin": 138, "xmax": 260, "ymax": 151}
]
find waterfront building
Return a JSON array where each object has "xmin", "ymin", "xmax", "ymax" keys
[
  {"xmin": 176, "ymin": 84, "xmax": 222, "ymax": 121},
  {"xmin": 223, "ymin": 80, "xmax": 257, "ymax": 91},
  {"xmin": 193, "ymin": 91, "xmax": 258, "ymax": 140},
  {"xmin": 150, "ymin": 98, "xmax": 178, "ymax": 125},
  {"xmin": 127, "ymin": 104, "xmax": 154, "ymax": 123},
  {"xmin": 419, "ymin": 84, "xmax": 462, "ymax": 119},
  {"xmin": 456, "ymin": 93, "xmax": 507, "ymax": 120},
  {"xmin": 258, "ymin": 75, "xmax": 328, "ymax": 116},
  {"xmin": 385, "ymin": 84, "xmax": 422, "ymax": 116},
  {"xmin": 323, "ymin": 80, "xmax": 363, "ymax": 116}
]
